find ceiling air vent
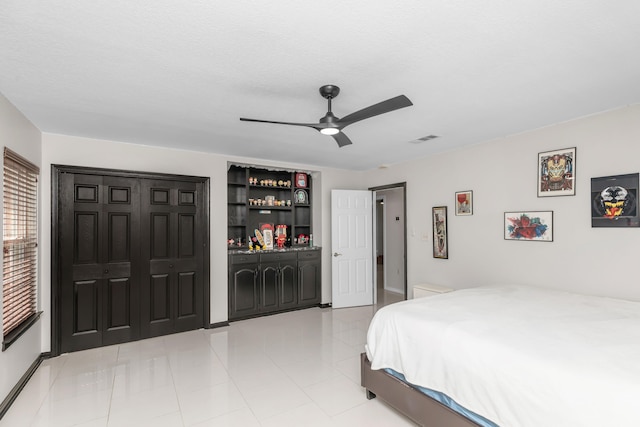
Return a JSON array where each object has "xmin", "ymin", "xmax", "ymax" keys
[{"xmin": 410, "ymin": 135, "xmax": 439, "ymax": 144}]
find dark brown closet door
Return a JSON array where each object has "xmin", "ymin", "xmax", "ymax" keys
[
  {"xmin": 140, "ymin": 179, "xmax": 204, "ymax": 338},
  {"xmin": 59, "ymin": 173, "xmax": 141, "ymax": 353}
]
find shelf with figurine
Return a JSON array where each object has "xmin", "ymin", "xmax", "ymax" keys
[
  {"xmin": 248, "ymin": 197, "xmax": 292, "ymax": 208},
  {"xmin": 248, "ymin": 177, "xmax": 292, "ymax": 188}
]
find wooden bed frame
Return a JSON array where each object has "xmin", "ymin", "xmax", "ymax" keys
[{"xmin": 360, "ymin": 353, "xmax": 481, "ymax": 427}]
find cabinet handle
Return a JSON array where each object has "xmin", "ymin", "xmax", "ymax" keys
[
  {"xmin": 104, "ymin": 269, "xmax": 109, "ymax": 274},
  {"xmin": 169, "ymin": 264, "xmax": 174, "ymax": 268}
]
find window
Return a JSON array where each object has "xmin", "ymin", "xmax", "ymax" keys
[{"xmin": 3, "ymin": 147, "xmax": 39, "ymax": 347}]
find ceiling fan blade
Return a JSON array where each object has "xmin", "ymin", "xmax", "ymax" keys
[
  {"xmin": 338, "ymin": 95, "xmax": 413, "ymax": 127},
  {"xmin": 332, "ymin": 132, "xmax": 353, "ymax": 148},
  {"xmin": 240, "ymin": 117, "xmax": 317, "ymax": 128}
]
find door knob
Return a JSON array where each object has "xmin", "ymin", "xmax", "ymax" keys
[{"xmin": 333, "ymin": 252, "xmax": 342, "ymax": 257}]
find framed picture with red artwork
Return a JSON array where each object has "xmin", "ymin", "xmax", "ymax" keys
[
  {"xmin": 455, "ymin": 191, "xmax": 473, "ymax": 216},
  {"xmin": 504, "ymin": 211, "xmax": 553, "ymax": 241}
]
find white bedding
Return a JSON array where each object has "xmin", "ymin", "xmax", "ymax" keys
[{"xmin": 365, "ymin": 284, "xmax": 640, "ymax": 427}]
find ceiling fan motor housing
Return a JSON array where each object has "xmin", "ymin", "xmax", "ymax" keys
[
  {"xmin": 320, "ymin": 111, "xmax": 339, "ymax": 124},
  {"xmin": 319, "ymin": 85, "xmax": 340, "ymax": 99}
]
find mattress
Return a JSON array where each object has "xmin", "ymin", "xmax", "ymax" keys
[
  {"xmin": 365, "ymin": 284, "xmax": 640, "ymax": 427},
  {"xmin": 384, "ymin": 368, "xmax": 498, "ymax": 427}
]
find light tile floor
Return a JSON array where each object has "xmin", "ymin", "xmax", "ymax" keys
[{"xmin": 1, "ymin": 301, "xmax": 415, "ymax": 427}]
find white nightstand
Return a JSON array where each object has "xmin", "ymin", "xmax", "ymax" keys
[{"xmin": 412, "ymin": 283, "xmax": 453, "ymax": 299}]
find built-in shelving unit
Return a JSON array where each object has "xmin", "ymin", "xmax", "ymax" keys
[
  {"xmin": 227, "ymin": 165, "xmax": 312, "ymax": 249},
  {"xmin": 227, "ymin": 164, "xmax": 320, "ymax": 320}
]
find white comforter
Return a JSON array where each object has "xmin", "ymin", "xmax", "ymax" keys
[{"xmin": 365, "ymin": 284, "xmax": 640, "ymax": 427}]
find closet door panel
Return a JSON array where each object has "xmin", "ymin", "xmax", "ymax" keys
[
  {"xmin": 73, "ymin": 279, "xmax": 100, "ymax": 334},
  {"xmin": 141, "ymin": 179, "xmax": 204, "ymax": 337},
  {"xmin": 106, "ymin": 277, "xmax": 131, "ymax": 330},
  {"xmin": 150, "ymin": 274, "xmax": 171, "ymax": 323},
  {"xmin": 178, "ymin": 271, "xmax": 197, "ymax": 318}
]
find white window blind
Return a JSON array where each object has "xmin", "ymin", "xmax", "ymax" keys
[{"xmin": 3, "ymin": 147, "xmax": 39, "ymax": 338}]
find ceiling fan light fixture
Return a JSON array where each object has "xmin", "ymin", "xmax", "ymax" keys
[{"xmin": 320, "ymin": 128, "xmax": 340, "ymax": 136}]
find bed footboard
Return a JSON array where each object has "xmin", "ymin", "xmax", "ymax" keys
[{"xmin": 360, "ymin": 353, "xmax": 480, "ymax": 427}]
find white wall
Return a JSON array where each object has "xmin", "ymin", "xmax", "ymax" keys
[
  {"xmin": 39, "ymin": 133, "xmax": 359, "ymax": 351},
  {"xmin": 362, "ymin": 105, "xmax": 640, "ymax": 301},
  {"xmin": 0, "ymin": 94, "xmax": 42, "ymax": 402}
]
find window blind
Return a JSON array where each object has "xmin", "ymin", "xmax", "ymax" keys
[{"xmin": 3, "ymin": 147, "xmax": 39, "ymax": 338}]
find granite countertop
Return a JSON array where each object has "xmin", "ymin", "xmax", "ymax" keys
[{"xmin": 228, "ymin": 246, "xmax": 321, "ymax": 255}]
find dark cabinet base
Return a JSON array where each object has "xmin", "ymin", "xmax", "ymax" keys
[{"xmin": 229, "ymin": 248, "xmax": 321, "ymax": 321}]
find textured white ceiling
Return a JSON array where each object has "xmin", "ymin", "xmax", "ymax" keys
[{"xmin": 1, "ymin": 1, "xmax": 639, "ymax": 170}]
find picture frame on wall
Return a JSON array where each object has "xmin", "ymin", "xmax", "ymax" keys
[
  {"xmin": 455, "ymin": 191, "xmax": 473, "ymax": 216},
  {"xmin": 591, "ymin": 173, "xmax": 640, "ymax": 227},
  {"xmin": 538, "ymin": 147, "xmax": 576, "ymax": 197},
  {"xmin": 432, "ymin": 206, "xmax": 448, "ymax": 259},
  {"xmin": 504, "ymin": 211, "xmax": 553, "ymax": 241}
]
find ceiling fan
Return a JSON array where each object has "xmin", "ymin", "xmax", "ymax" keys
[{"xmin": 240, "ymin": 85, "xmax": 413, "ymax": 148}]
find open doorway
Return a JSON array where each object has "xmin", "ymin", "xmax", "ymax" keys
[{"xmin": 371, "ymin": 183, "xmax": 407, "ymax": 307}]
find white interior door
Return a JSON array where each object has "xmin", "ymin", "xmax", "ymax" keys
[{"xmin": 331, "ymin": 189, "xmax": 373, "ymax": 308}]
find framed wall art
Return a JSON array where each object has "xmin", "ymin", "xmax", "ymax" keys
[
  {"xmin": 538, "ymin": 147, "xmax": 575, "ymax": 197},
  {"xmin": 504, "ymin": 211, "xmax": 553, "ymax": 241},
  {"xmin": 455, "ymin": 191, "xmax": 473, "ymax": 216},
  {"xmin": 432, "ymin": 206, "xmax": 448, "ymax": 259},
  {"xmin": 591, "ymin": 173, "xmax": 640, "ymax": 227}
]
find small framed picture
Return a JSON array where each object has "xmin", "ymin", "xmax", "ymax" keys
[
  {"xmin": 591, "ymin": 173, "xmax": 640, "ymax": 227},
  {"xmin": 294, "ymin": 189, "xmax": 308, "ymax": 204},
  {"xmin": 504, "ymin": 211, "xmax": 553, "ymax": 241},
  {"xmin": 432, "ymin": 206, "xmax": 448, "ymax": 259},
  {"xmin": 455, "ymin": 191, "xmax": 473, "ymax": 216},
  {"xmin": 262, "ymin": 229, "xmax": 274, "ymax": 249},
  {"xmin": 259, "ymin": 223, "xmax": 275, "ymax": 249},
  {"xmin": 538, "ymin": 147, "xmax": 576, "ymax": 197}
]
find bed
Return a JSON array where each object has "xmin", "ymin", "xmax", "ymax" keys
[{"xmin": 361, "ymin": 284, "xmax": 640, "ymax": 427}]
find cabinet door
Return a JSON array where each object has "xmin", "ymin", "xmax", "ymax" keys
[
  {"xmin": 260, "ymin": 263, "xmax": 279, "ymax": 312},
  {"xmin": 298, "ymin": 260, "xmax": 321, "ymax": 305},
  {"xmin": 279, "ymin": 262, "xmax": 298, "ymax": 309},
  {"xmin": 230, "ymin": 265, "xmax": 259, "ymax": 318}
]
